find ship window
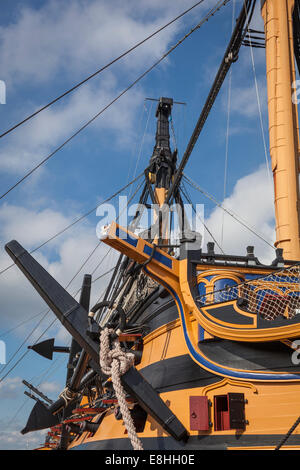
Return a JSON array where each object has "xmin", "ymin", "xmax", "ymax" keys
[
  {"xmin": 214, "ymin": 279, "xmax": 237, "ymax": 303},
  {"xmin": 214, "ymin": 393, "xmax": 246, "ymax": 431},
  {"xmin": 214, "ymin": 395, "xmax": 229, "ymax": 431},
  {"xmin": 189, "ymin": 396, "xmax": 210, "ymax": 431}
]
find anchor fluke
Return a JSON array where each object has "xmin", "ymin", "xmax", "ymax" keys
[{"xmin": 21, "ymin": 400, "xmax": 60, "ymax": 435}]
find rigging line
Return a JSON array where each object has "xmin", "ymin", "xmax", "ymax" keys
[
  {"xmin": 0, "ymin": 309, "xmax": 47, "ymax": 339},
  {"xmin": 7, "ymin": 399, "xmax": 29, "ymax": 430},
  {"xmin": 221, "ymin": 0, "xmax": 236, "ymax": 249},
  {"xmin": 0, "ymin": 309, "xmax": 51, "ymax": 377},
  {"xmin": 28, "ymin": 351, "xmax": 66, "ymax": 385},
  {"xmin": 0, "ymin": 256, "xmax": 112, "ymax": 383},
  {"xmin": 93, "ymin": 181, "xmax": 148, "ymax": 316},
  {"xmin": 0, "ymin": 0, "xmax": 230, "ymax": 202},
  {"xmin": 90, "ymin": 247, "xmax": 113, "ymax": 277},
  {"xmin": 164, "ymin": 0, "xmax": 253, "ymax": 206},
  {"xmin": 66, "ymin": 241, "xmax": 102, "ymax": 288},
  {"xmin": 221, "ymin": 72, "xmax": 232, "ymax": 247},
  {"xmin": 0, "ymin": 284, "xmax": 83, "ymax": 384},
  {"xmin": 46, "ymin": 173, "xmax": 143, "ymax": 282},
  {"xmin": 0, "ymin": 317, "xmax": 58, "ymax": 384},
  {"xmin": 26, "ymin": 348, "xmax": 70, "ymax": 403},
  {"xmin": 183, "ymin": 100, "xmax": 187, "ymax": 153},
  {"xmin": 0, "ymin": 0, "xmax": 208, "ymax": 140},
  {"xmin": 126, "ymin": 103, "xmax": 147, "ymax": 187},
  {"xmin": 38, "ymin": 360, "xmax": 68, "ymax": 386},
  {"xmin": 0, "ymin": 172, "xmax": 143, "ymax": 278},
  {"xmin": 0, "ymin": 177, "xmax": 144, "ymax": 381},
  {"xmin": 181, "ymin": 181, "xmax": 225, "ymax": 254},
  {"xmin": 247, "ymin": 21, "xmax": 272, "ymax": 186},
  {"xmin": 183, "ymin": 173, "xmax": 275, "ymax": 249},
  {"xmin": 92, "ymin": 265, "xmax": 118, "ymax": 284},
  {"xmin": 8, "ymin": 353, "xmax": 69, "ymax": 429},
  {"xmin": 9, "ymin": 267, "xmax": 118, "ymax": 383},
  {"xmin": 95, "ymin": 286, "xmax": 110, "ymax": 305},
  {"xmin": 169, "ymin": 114, "xmax": 178, "ymax": 150},
  {"xmin": 129, "ymin": 101, "xmax": 154, "ymax": 199},
  {"xmin": 91, "ymin": 177, "xmax": 144, "ymax": 278},
  {"xmin": 0, "ymin": 245, "xmax": 104, "ymax": 339},
  {"xmin": 0, "ymin": 243, "xmax": 106, "ymax": 379},
  {"xmin": 91, "ymin": 178, "xmax": 145, "ymax": 306},
  {"xmin": 37, "ymin": 349, "xmax": 71, "ymax": 385},
  {"xmin": 0, "ymin": 286, "xmax": 79, "ymax": 381},
  {"xmin": 37, "ymin": 356, "xmax": 68, "ymax": 385}
]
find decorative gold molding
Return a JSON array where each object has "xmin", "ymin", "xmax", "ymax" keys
[{"xmin": 202, "ymin": 378, "xmax": 258, "ymax": 396}]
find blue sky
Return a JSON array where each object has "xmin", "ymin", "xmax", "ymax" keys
[{"xmin": 0, "ymin": 0, "xmax": 279, "ymax": 449}]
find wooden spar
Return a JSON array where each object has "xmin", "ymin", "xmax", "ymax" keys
[{"xmin": 262, "ymin": 0, "xmax": 300, "ymax": 260}]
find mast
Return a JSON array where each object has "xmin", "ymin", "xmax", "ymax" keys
[
  {"xmin": 261, "ymin": 0, "xmax": 300, "ymax": 260},
  {"xmin": 149, "ymin": 97, "xmax": 176, "ymax": 204},
  {"xmin": 148, "ymin": 97, "xmax": 177, "ymax": 244}
]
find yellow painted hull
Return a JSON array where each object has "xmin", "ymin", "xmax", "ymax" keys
[{"xmin": 69, "ymin": 316, "xmax": 300, "ymax": 450}]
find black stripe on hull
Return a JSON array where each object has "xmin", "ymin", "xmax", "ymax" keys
[
  {"xmin": 136, "ymin": 291, "xmax": 300, "ymax": 374},
  {"xmin": 138, "ymin": 354, "xmax": 220, "ymax": 392},
  {"xmin": 198, "ymin": 339, "xmax": 300, "ymax": 373},
  {"xmin": 136, "ymin": 295, "xmax": 178, "ymax": 335},
  {"xmin": 70, "ymin": 434, "xmax": 300, "ymax": 450}
]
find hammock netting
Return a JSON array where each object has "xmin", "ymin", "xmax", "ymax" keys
[{"xmin": 197, "ymin": 265, "xmax": 300, "ymax": 321}]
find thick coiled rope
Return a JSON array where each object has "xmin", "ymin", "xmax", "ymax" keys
[{"xmin": 99, "ymin": 327, "xmax": 143, "ymax": 450}]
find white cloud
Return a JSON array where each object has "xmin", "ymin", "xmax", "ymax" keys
[
  {"xmin": 0, "ymin": 2, "xmax": 278, "ymax": 450},
  {"xmin": 9, "ymin": 0, "xmax": 218, "ymax": 86},
  {"xmin": 229, "ymin": 80, "xmax": 267, "ymax": 119},
  {"xmin": 0, "ymin": 0, "xmax": 222, "ymax": 176},
  {"xmin": 0, "ymin": 419, "xmax": 46, "ymax": 450},
  {"xmin": 39, "ymin": 380, "xmax": 60, "ymax": 396},
  {"xmin": 0, "ymin": 201, "xmax": 118, "ymax": 335},
  {"xmin": 0, "ymin": 80, "xmax": 144, "ymax": 174},
  {"xmin": 0, "ymin": 164, "xmax": 277, "ymax": 448},
  {"xmin": 0, "ymin": 376, "xmax": 22, "ymax": 399},
  {"xmin": 0, "ymin": 164, "xmax": 277, "ymax": 337},
  {"xmin": 0, "ymin": 204, "xmax": 71, "ymax": 248},
  {"xmin": 249, "ymin": 0, "xmax": 265, "ymax": 31},
  {"xmin": 0, "ymin": 0, "xmax": 190, "ymax": 85},
  {"xmin": 203, "ymin": 165, "xmax": 275, "ymax": 263}
]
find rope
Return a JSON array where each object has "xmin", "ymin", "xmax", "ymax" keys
[
  {"xmin": 0, "ymin": 172, "xmax": 143, "ymax": 278},
  {"xmin": 245, "ymin": 4, "xmax": 272, "ymax": 187},
  {"xmin": 0, "ymin": 0, "xmax": 230, "ymax": 202},
  {"xmin": 99, "ymin": 327, "xmax": 143, "ymax": 450},
  {"xmin": 184, "ymin": 173, "xmax": 276, "ymax": 249},
  {"xmin": 128, "ymin": 101, "xmax": 153, "ymax": 199},
  {"xmin": 0, "ymin": 174, "xmax": 143, "ymax": 384},
  {"xmin": 0, "ymin": 0, "xmax": 208, "ymax": 140},
  {"xmin": 181, "ymin": 180, "xmax": 225, "ymax": 254}
]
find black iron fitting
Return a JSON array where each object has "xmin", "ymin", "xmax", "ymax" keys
[{"xmin": 149, "ymin": 97, "xmax": 177, "ymax": 189}]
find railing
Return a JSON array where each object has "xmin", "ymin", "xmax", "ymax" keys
[{"xmin": 196, "ymin": 264, "xmax": 300, "ymax": 321}]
